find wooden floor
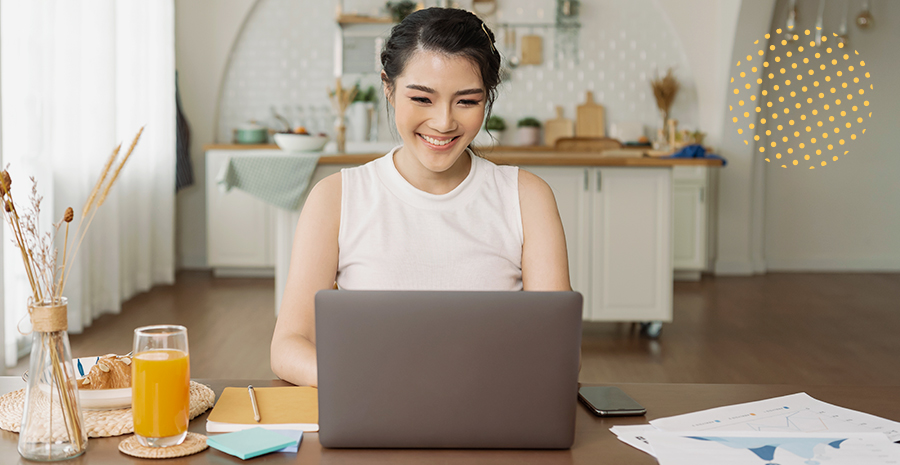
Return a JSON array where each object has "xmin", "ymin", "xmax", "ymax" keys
[{"xmin": 10, "ymin": 271, "xmax": 900, "ymax": 386}]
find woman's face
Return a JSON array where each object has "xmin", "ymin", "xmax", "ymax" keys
[{"xmin": 389, "ymin": 50, "xmax": 486, "ymax": 175}]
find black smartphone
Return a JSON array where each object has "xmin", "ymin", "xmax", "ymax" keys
[{"xmin": 578, "ymin": 386, "xmax": 647, "ymax": 417}]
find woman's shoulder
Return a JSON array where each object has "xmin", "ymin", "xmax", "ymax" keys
[
  {"xmin": 517, "ymin": 169, "xmax": 553, "ymax": 197},
  {"xmin": 305, "ymin": 172, "xmax": 342, "ymax": 213},
  {"xmin": 516, "ymin": 169, "xmax": 557, "ymax": 214}
]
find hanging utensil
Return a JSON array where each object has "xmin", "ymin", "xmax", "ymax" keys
[
  {"xmin": 507, "ymin": 27, "xmax": 519, "ymax": 69},
  {"xmin": 270, "ymin": 105, "xmax": 291, "ymax": 132},
  {"xmin": 838, "ymin": 0, "xmax": 849, "ymax": 46},
  {"xmin": 856, "ymin": 0, "xmax": 873, "ymax": 29},
  {"xmin": 785, "ymin": 0, "xmax": 798, "ymax": 41},
  {"xmin": 472, "ymin": 0, "xmax": 497, "ymax": 18},
  {"xmin": 814, "ymin": 0, "xmax": 825, "ymax": 46}
]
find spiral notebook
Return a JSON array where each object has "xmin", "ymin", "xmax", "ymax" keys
[{"xmin": 206, "ymin": 386, "xmax": 318, "ymax": 433}]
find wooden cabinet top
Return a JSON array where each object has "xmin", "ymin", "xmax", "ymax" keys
[{"xmin": 203, "ymin": 144, "xmax": 724, "ymax": 167}]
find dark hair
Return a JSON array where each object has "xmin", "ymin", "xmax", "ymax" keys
[{"xmin": 380, "ymin": 8, "xmax": 502, "ymax": 151}]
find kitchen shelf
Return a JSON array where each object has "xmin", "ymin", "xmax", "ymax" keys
[
  {"xmin": 337, "ymin": 14, "xmax": 394, "ymax": 26},
  {"xmin": 496, "ymin": 22, "xmax": 581, "ymax": 29}
]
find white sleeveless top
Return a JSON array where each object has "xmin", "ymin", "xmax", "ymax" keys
[{"xmin": 337, "ymin": 146, "xmax": 523, "ymax": 290}]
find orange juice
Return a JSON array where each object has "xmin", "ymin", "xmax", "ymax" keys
[{"xmin": 132, "ymin": 349, "xmax": 190, "ymax": 438}]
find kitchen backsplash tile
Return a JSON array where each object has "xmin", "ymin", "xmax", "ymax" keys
[{"xmin": 217, "ymin": 0, "xmax": 697, "ymax": 144}]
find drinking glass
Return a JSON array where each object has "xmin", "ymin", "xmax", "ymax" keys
[{"xmin": 132, "ymin": 325, "xmax": 190, "ymax": 447}]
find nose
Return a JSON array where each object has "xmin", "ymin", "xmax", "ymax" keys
[{"xmin": 428, "ymin": 104, "xmax": 458, "ymax": 133}]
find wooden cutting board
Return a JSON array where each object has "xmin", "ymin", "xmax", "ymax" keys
[
  {"xmin": 576, "ymin": 91, "xmax": 606, "ymax": 137},
  {"xmin": 520, "ymin": 35, "xmax": 543, "ymax": 65},
  {"xmin": 544, "ymin": 106, "xmax": 574, "ymax": 147}
]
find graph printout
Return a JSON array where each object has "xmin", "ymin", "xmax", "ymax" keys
[
  {"xmin": 645, "ymin": 431, "xmax": 900, "ymax": 465},
  {"xmin": 650, "ymin": 393, "xmax": 900, "ymax": 442}
]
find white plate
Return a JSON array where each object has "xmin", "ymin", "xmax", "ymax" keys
[
  {"xmin": 29, "ymin": 356, "xmax": 132, "ymax": 410},
  {"xmin": 74, "ymin": 356, "xmax": 131, "ymax": 410}
]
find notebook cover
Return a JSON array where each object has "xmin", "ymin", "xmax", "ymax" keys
[
  {"xmin": 206, "ymin": 427, "xmax": 297, "ymax": 460},
  {"xmin": 206, "ymin": 386, "xmax": 318, "ymax": 432}
]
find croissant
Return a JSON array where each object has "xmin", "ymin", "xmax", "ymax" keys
[{"xmin": 77, "ymin": 354, "xmax": 132, "ymax": 389}]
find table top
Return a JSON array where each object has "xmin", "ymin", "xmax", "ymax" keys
[{"xmin": 2, "ymin": 378, "xmax": 898, "ymax": 464}]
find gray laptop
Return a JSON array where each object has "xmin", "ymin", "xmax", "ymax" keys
[{"xmin": 315, "ymin": 290, "xmax": 583, "ymax": 449}]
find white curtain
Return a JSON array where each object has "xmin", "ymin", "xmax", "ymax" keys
[{"xmin": 1, "ymin": 0, "xmax": 176, "ymax": 367}]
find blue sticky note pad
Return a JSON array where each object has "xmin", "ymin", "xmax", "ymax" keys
[
  {"xmin": 207, "ymin": 427, "xmax": 297, "ymax": 460},
  {"xmin": 269, "ymin": 429, "xmax": 303, "ymax": 453}
]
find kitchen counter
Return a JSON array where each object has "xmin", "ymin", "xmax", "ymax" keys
[
  {"xmin": 206, "ymin": 144, "xmax": 719, "ymax": 319},
  {"xmin": 202, "ymin": 144, "xmax": 724, "ymax": 167}
]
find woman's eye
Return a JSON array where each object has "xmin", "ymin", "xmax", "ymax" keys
[
  {"xmin": 411, "ymin": 97, "xmax": 431, "ymax": 104},
  {"xmin": 459, "ymin": 99, "xmax": 481, "ymax": 106}
]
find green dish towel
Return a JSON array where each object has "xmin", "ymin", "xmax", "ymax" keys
[{"xmin": 217, "ymin": 155, "xmax": 321, "ymax": 211}]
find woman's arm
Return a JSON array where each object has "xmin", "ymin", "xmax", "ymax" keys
[
  {"xmin": 518, "ymin": 170, "xmax": 571, "ymax": 291},
  {"xmin": 270, "ymin": 172, "xmax": 342, "ymax": 387}
]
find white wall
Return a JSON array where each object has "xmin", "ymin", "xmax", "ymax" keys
[
  {"xmin": 656, "ymin": 0, "xmax": 742, "ymax": 271},
  {"xmin": 175, "ymin": 0, "xmax": 257, "ymax": 269},
  {"xmin": 217, "ymin": 0, "xmax": 698, "ymax": 147},
  {"xmin": 762, "ymin": 0, "xmax": 900, "ymax": 271},
  {"xmin": 714, "ymin": 0, "xmax": 778, "ymax": 275}
]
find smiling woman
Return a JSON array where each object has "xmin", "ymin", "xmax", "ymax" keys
[{"xmin": 271, "ymin": 8, "xmax": 571, "ymax": 387}]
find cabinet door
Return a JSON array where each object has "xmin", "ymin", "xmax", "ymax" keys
[
  {"xmin": 522, "ymin": 166, "xmax": 591, "ymax": 318},
  {"xmin": 590, "ymin": 168, "xmax": 672, "ymax": 322},
  {"xmin": 206, "ymin": 151, "xmax": 274, "ymax": 269},
  {"xmin": 673, "ymin": 184, "xmax": 706, "ymax": 270}
]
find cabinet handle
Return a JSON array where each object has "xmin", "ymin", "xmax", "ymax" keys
[
  {"xmin": 583, "ymin": 170, "xmax": 589, "ymax": 191},
  {"xmin": 699, "ymin": 187, "xmax": 705, "ymax": 203},
  {"xmin": 596, "ymin": 171, "xmax": 602, "ymax": 192}
]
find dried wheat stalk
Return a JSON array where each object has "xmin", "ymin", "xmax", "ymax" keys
[
  {"xmin": 650, "ymin": 68, "xmax": 680, "ymax": 125},
  {"xmin": 60, "ymin": 127, "xmax": 144, "ymax": 296}
]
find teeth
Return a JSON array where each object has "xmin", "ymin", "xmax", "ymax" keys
[{"xmin": 421, "ymin": 134, "xmax": 453, "ymax": 146}]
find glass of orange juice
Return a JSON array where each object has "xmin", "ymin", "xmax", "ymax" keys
[{"xmin": 132, "ymin": 325, "xmax": 190, "ymax": 447}]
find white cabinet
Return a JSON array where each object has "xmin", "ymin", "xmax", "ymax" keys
[
  {"xmin": 526, "ymin": 166, "xmax": 672, "ymax": 322},
  {"xmin": 206, "ymin": 150, "xmax": 277, "ymax": 276},
  {"xmin": 672, "ymin": 166, "xmax": 716, "ymax": 279},
  {"xmin": 673, "ymin": 184, "xmax": 706, "ymax": 269},
  {"xmin": 522, "ymin": 167, "xmax": 592, "ymax": 318}
]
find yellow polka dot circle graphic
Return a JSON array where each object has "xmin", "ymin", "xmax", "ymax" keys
[{"xmin": 729, "ymin": 28, "xmax": 873, "ymax": 170}]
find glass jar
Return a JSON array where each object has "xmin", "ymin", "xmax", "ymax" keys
[{"xmin": 18, "ymin": 297, "xmax": 87, "ymax": 461}]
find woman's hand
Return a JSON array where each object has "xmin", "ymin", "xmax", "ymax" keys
[{"xmin": 270, "ymin": 173, "xmax": 342, "ymax": 387}]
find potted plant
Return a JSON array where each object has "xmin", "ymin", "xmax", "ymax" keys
[
  {"xmin": 386, "ymin": 1, "xmax": 417, "ymax": 22},
  {"xmin": 475, "ymin": 115, "xmax": 507, "ymax": 146},
  {"xmin": 348, "ymin": 84, "xmax": 378, "ymax": 142},
  {"xmin": 516, "ymin": 117, "xmax": 542, "ymax": 146}
]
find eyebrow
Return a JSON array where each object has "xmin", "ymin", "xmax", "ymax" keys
[{"xmin": 405, "ymin": 84, "xmax": 484, "ymax": 96}]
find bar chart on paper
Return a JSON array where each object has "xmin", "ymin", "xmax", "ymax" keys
[
  {"xmin": 645, "ymin": 431, "xmax": 900, "ymax": 465},
  {"xmin": 650, "ymin": 393, "xmax": 900, "ymax": 442}
]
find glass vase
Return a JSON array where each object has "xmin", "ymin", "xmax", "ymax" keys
[{"xmin": 18, "ymin": 297, "xmax": 87, "ymax": 461}]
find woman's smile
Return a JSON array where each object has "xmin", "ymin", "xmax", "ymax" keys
[{"xmin": 417, "ymin": 133, "xmax": 461, "ymax": 150}]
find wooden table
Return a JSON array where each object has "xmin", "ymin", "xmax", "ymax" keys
[{"xmin": 5, "ymin": 379, "xmax": 896, "ymax": 463}]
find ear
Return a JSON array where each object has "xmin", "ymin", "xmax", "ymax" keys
[{"xmin": 381, "ymin": 71, "xmax": 394, "ymax": 107}]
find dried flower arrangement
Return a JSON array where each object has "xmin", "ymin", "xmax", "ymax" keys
[
  {"xmin": 0, "ymin": 127, "xmax": 143, "ymax": 455},
  {"xmin": 650, "ymin": 68, "xmax": 680, "ymax": 126},
  {"xmin": 329, "ymin": 77, "xmax": 358, "ymax": 153}
]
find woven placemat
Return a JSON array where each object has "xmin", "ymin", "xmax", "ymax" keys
[
  {"xmin": 0, "ymin": 381, "xmax": 215, "ymax": 438},
  {"xmin": 118, "ymin": 432, "xmax": 208, "ymax": 459}
]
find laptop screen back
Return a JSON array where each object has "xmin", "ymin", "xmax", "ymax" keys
[{"xmin": 315, "ymin": 290, "xmax": 582, "ymax": 449}]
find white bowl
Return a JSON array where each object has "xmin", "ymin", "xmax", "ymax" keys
[
  {"xmin": 274, "ymin": 133, "xmax": 329, "ymax": 152},
  {"xmin": 74, "ymin": 356, "xmax": 131, "ymax": 410}
]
